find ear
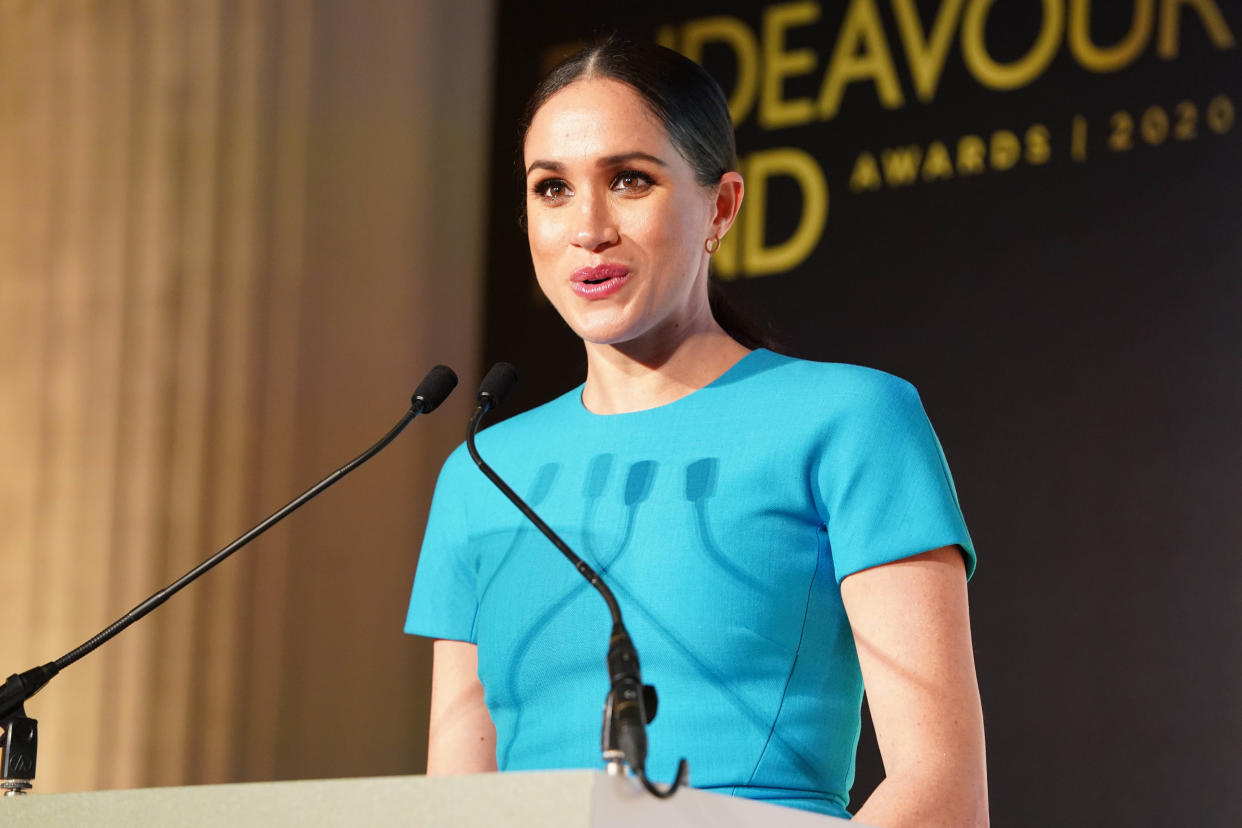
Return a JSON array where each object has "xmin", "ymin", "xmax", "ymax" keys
[{"xmin": 709, "ymin": 171, "xmax": 744, "ymax": 241}]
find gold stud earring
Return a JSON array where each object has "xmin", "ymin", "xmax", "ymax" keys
[{"xmin": 705, "ymin": 236, "xmax": 721, "ymax": 254}]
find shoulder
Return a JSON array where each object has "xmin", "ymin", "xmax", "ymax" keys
[{"xmin": 743, "ymin": 350, "xmax": 921, "ymax": 413}]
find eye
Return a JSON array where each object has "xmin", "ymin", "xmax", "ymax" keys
[
  {"xmin": 611, "ymin": 170, "xmax": 654, "ymax": 194},
  {"xmin": 531, "ymin": 178, "xmax": 572, "ymax": 202}
]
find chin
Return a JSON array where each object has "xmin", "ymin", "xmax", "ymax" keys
[
  {"xmin": 573, "ymin": 325, "xmax": 640, "ymax": 347},
  {"xmin": 563, "ymin": 309, "xmax": 642, "ymax": 346}
]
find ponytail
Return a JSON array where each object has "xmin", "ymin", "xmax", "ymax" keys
[{"xmin": 708, "ymin": 278, "xmax": 779, "ymax": 352}]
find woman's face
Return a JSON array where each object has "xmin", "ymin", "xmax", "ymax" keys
[{"xmin": 523, "ymin": 78, "xmax": 724, "ymax": 350}]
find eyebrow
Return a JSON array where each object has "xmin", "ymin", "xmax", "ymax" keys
[{"xmin": 525, "ymin": 151, "xmax": 669, "ymax": 177}]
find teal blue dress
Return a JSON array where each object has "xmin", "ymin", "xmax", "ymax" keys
[{"xmin": 405, "ymin": 349, "xmax": 974, "ymax": 818}]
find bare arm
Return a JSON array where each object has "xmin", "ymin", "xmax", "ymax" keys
[
  {"xmin": 426, "ymin": 639, "xmax": 498, "ymax": 775},
  {"xmin": 842, "ymin": 546, "xmax": 988, "ymax": 827}
]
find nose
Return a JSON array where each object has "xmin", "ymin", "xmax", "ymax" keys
[{"xmin": 572, "ymin": 191, "xmax": 619, "ymax": 252}]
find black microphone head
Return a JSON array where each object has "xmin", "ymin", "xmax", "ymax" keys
[
  {"xmin": 412, "ymin": 364, "xmax": 458, "ymax": 413},
  {"xmin": 478, "ymin": 362, "xmax": 518, "ymax": 410}
]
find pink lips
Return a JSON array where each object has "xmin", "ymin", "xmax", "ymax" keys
[{"xmin": 570, "ymin": 264, "xmax": 631, "ymax": 299}]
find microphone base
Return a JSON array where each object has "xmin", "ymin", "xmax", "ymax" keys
[{"xmin": 1, "ymin": 711, "xmax": 37, "ymax": 794}]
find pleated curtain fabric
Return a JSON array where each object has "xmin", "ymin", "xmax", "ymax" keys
[{"xmin": 0, "ymin": 0, "xmax": 492, "ymax": 793}]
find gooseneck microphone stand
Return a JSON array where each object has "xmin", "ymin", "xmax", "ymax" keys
[
  {"xmin": 465, "ymin": 363, "xmax": 688, "ymax": 800},
  {"xmin": 0, "ymin": 365, "xmax": 458, "ymax": 795}
]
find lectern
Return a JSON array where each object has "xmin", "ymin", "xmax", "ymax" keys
[{"xmin": 2, "ymin": 770, "xmax": 863, "ymax": 826}]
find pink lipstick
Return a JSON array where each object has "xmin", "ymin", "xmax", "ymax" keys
[{"xmin": 570, "ymin": 264, "xmax": 631, "ymax": 299}]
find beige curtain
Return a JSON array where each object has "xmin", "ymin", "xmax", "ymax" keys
[{"xmin": 0, "ymin": 0, "xmax": 493, "ymax": 793}]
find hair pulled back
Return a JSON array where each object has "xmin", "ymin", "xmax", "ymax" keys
[
  {"xmin": 518, "ymin": 36, "xmax": 737, "ymax": 190},
  {"xmin": 517, "ymin": 36, "xmax": 774, "ymax": 351}
]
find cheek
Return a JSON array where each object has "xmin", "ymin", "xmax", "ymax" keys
[
  {"xmin": 626, "ymin": 201, "xmax": 683, "ymax": 251},
  {"xmin": 526, "ymin": 216, "xmax": 563, "ymax": 272},
  {"xmin": 526, "ymin": 219, "xmax": 573, "ymax": 313},
  {"xmin": 640, "ymin": 205, "xmax": 703, "ymax": 275},
  {"xmin": 649, "ymin": 190, "xmax": 710, "ymax": 247}
]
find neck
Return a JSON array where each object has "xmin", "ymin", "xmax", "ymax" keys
[{"xmin": 580, "ymin": 319, "xmax": 751, "ymax": 415}]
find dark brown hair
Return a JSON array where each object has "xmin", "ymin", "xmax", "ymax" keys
[
  {"xmin": 518, "ymin": 36, "xmax": 736, "ymax": 189},
  {"xmin": 518, "ymin": 36, "xmax": 775, "ymax": 351}
]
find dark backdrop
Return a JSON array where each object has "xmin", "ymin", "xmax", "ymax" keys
[{"xmin": 480, "ymin": 3, "xmax": 1242, "ymax": 823}]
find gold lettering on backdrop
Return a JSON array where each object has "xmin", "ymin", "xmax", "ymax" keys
[
  {"xmin": 921, "ymin": 141, "xmax": 955, "ymax": 181},
  {"xmin": 1141, "ymin": 105, "xmax": 1170, "ymax": 144},
  {"xmin": 892, "ymin": 0, "xmax": 967, "ymax": 102},
  {"xmin": 1025, "ymin": 124, "xmax": 1053, "ymax": 163},
  {"xmin": 989, "ymin": 129, "xmax": 1021, "ymax": 170},
  {"xmin": 649, "ymin": 0, "xmax": 1237, "ymax": 127},
  {"xmin": 1173, "ymin": 100, "xmax": 1198, "ymax": 139},
  {"xmin": 1102, "ymin": 95, "xmax": 1234, "ymax": 151},
  {"xmin": 957, "ymin": 135, "xmax": 987, "ymax": 174},
  {"xmin": 849, "ymin": 152, "xmax": 883, "ymax": 193},
  {"xmin": 1205, "ymin": 94, "xmax": 1234, "ymax": 133},
  {"xmin": 1110, "ymin": 111, "xmax": 1136, "ymax": 150},
  {"xmin": 962, "ymin": 0, "xmax": 1064, "ymax": 90},
  {"xmin": 1071, "ymin": 115, "xmax": 1088, "ymax": 161},
  {"xmin": 674, "ymin": 17, "xmax": 761, "ymax": 125},
  {"xmin": 717, "ymin": 147, "xmax": 828, "ymax": 278},
  {"xmin": 634, "ymin": 4, "xmax": 1240, "ymax": 277},
  {"xmin": 881, "ymin": 145, "xmax": 922, "ymax": 185},
  {"xmin": 1157, "ymin": 0, "xmax": 1236, "ymax": 58},
  {"xmin": 817, "ymin": 0, "xmax": 905, "ymax": 120},
  {"xmin": 1069, "ymin": 0, "xmax": 1155, "ymax": 72},
  {"xmin": 848, "ymin": 123, "xmax": 1063, "ymax": 191},
  {"xmin": 761, "ymin": 2, "xmax": 821, "ymax": 129}
]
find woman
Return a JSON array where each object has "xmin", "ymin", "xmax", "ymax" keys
[{"xmin": 406, "ymin": 38, "xmax": 987, "ymax": 826}]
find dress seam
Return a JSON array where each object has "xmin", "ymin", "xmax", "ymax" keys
[{"xmin": 742, "ymin": 529, "xmax": 822, "ymax": 788}]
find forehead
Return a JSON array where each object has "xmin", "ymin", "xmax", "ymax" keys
[{"xmin": 524, "ymin": 77, "xmax": 672, "ymax": 165}]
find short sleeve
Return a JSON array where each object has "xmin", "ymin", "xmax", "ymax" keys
[
  {"xmin": 817, "ymin": 375, "xmax": 975, "ymax": 583},
  {"xmin": 404, "ymin": 449, "xmax": 480, "ymax": 642}
]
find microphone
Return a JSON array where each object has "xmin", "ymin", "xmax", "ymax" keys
[
  {"xmin": 0, "ymin": 364, "xmax": 458, "ymax": 794},
  {"xmin": 476, "ymin": 361, "xmax": 518, "ymax": 413},
  {"xmin": 413, "ymin": 364, "xmax": 459, "ymax": 413},
  {"xmin": 464, "ymin": 363, "xmax": 687, "ymax": 799}
]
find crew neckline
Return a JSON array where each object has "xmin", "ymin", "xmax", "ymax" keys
[{"xmin": 574, "ymin": 348, "xmax": 771, "ymax": 417}]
